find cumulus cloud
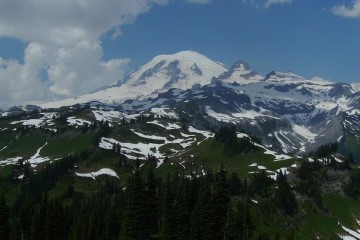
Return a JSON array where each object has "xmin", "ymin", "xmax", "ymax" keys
[
  {"xmin": 242, "ymin": 0, "xmax": 292, "ymax": 9},
  {"xmin": 186, "ymin": 0, "xmax": 212, "ymax": 4},
  {"xmin": 331, "ymin": 0, "xmax": 360, "ymax": 18},
  {"xmin": 0, "ymin": 0, "xmax": 168, "ymax": 108}
]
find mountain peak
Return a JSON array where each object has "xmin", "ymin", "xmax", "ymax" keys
[
  {"xmin": 215, "ymin": 60, "xmax": 263, "ymax": 85},
  {"xmin": 152, "ymin": 50, "xmax": 210, "ymax": 62},
  {"xmin": 232, "ymin": 60, "xmax": 251, "ymax": 71},
  {"xmin": 40, "ymin": 51, "xmax": 227, "ymax": 108}
]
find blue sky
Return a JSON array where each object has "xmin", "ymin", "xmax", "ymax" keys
[
  {"xmin": 0, "ymin": 0, "xmax": 359, "ymax": 107},
  {"xmin": 102, "ymin": 0, "xmax": 360, "ymax": 82}
]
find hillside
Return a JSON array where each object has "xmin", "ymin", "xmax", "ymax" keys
[{"xmin": 0, "ymin": 105, "xmax": 360, "ymax": 239}]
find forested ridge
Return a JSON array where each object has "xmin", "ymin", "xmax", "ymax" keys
[
  {"xmin": 0, "ymin": 147, "xmax": 356, "ymax": 240},
  {"xmin": 0, "ymin": 157, "xmax": 294, "ymax": 240}
]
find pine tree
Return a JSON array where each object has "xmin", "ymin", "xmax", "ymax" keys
[
  {"xmin": 31, "ymin": 193, "xmax": 47, "ymax": 240},
  {"xmin": 0, "ymin": 196, "xmax": 10, "ymax": 240},
  {"xmin": 143, "ymin": 166, "xmax": 158, "ymax": 238},
  {"xmin": 120, "ymin": 162, "xmax": 146, "ymax": 240},
  {"xmin": 45, "ymin": 199, "xmax": 66, "ymax": 240},
  {"xmin": 190, "ymin": 177, "xmax": 214, "ymax": 240},
  {"xmin": 162, "ymin": 175, "xmax": 177, "ymax": 240},
  {"xmin": 10, "ymin": 219, "xmax": 21, "ymax": 240},
  {"xmin": 224, "ymin": 201, "xmax": 243, "ymax": 240},
  {"xmin": 175, "ymin": 179, "xmax": 191, "ymax": 240},
  {"xmin": 212, "ymin": 163, "xmax": 230, "ymax": 239},
  {"xmin": 274, "ymin": 171, "xmax": 297, "ymax": 215},
  {"xmin": 20, "ymin": 197, "xmax": 34, "ymax": 240}
]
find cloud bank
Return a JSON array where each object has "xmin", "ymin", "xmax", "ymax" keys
[
  {"xmin": 0, "ymin": 0, "xmax": 168, "ymax": 108},
  {"xmin": 331, "ymin": 0, "xmax": 360, "ymax": 18}
]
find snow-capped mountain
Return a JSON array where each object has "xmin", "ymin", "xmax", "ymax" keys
[
  {"xmin": 40, "ymin": 51, "xmax": 227, "ymax": 109},
  {"xmin": 31, "ymin": 50, "xmax": 360, "ymax": 161}
]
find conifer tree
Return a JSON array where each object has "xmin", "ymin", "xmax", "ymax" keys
[
  {"xmin": 143, "ymin": 165, "xmax": 158, "ymax": 238},
  {"xmin": 190, "ymin": 177, "xmax": 214, "ymax": 240},
  {"xmin": 45, "ymin": 199, "xmax": 67, "ymax": 240},
  {"xmin": 0, "ymin": 196, "xmax": 10, "ymax": 240},
  {"xmin": 274, "ymin": 171, "xmax": 297, "ymax": 215},
  {"xmin": 212, "ymin": 163, "xmax": 230, "ymax": 239},
  {"xmin": 175, "ymin": 179, "xmax": 191, "ymax": 240},
  {"xmin": 120, "ymin": 161, "xmax": 146, "ymax": 240},
  {"xmin": 162, "ymin": 175, "xmax": 177, "ymax": 240}
]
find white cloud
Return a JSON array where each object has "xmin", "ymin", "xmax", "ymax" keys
[
  {"xmin": 186, "ymin": 0, "xmax": 211, "ymax": 4},
  {"xmin": 47, "ymin": 41, "xmax": 131, "ymax": 96},
  {"xmin": 0, "ymin": 0, "xmax": 168, "ymax": 108},
  {"xmin": 242, "ymin": 0, "xmax": 292, "ymax": 9},
  {"xmin": 331, "ymin": 0, "xmax": 360, "ymax": 18}
]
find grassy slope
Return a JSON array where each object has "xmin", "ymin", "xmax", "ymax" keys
[
  {"xmin": 0, "ymin": 133, "xmax": 46, "ymax": 159},
  {"xmin": 41, "ymin": 131, "xmax": 96, "ymax": 158},
  {"xmin": 169, "ymin": 138, "xmax": 298, "ymax": 177}
]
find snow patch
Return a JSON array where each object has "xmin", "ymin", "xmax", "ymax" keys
[
  {"xmin": 340, "ymin": 224, "xmax": 360, "ymax": 240},
  {"xmin": 0, "ymin": 157, "xmax": 23, "ymax": 166},
  {"xmin": 151, "ymin": 108, "xmax": 179, "ymax": 119},
  {"xmin": 188, "ymin": 126, "xmax": 214, "ymax": 139},
  {"xmin": 92, "ymin": 110, "xmax": 124, "ymax": 123},
  {"xmin": 292, "ymin": 124, "xmax": 316, "ymax": 143},
  {"xmin": 67, "ymin": 117, "xmax": 91, "ymax": 126},
  {"xmin": 75, "ymin": 168, "xmax": 119, "ymax": 180},
  {"xmin": 147, "ymin": 120, "xmax": 182, "ymax": 130}
]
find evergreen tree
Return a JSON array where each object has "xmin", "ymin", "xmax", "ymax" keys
[
  {"xmin": 30, "ymin": 193, "xmax": 47, "ymax": 240},
  {"xmin": 274, "ymin": 171, "xmax": 297, "ymax": 215},
  {"xmin": 162, "ymin": 175, "xmax": 177, "ymax": 240},
  {"xmin": 45, "ymin": 199, "xmax": 67, "ymax": 240},
  {"xmin": 175, "ymin": 179, "xmax": 191, "ymax": 240},
  {"xmin": 190, "ymin": 177, "xmax": 214, "ymax": 240},
  {"xmin": 143, "ymin": 166, "xmax": 158, "ymax": 238},
  {"xmin": 20, "ymin": 197, "xmax": 34, "ymax": 240},
  {"xmin": 212, "ymin": 164, "xmax": 230, "ymax": 239},
  {"xmin": 10, "ymin": 219, "xmax": 21, "ymax": 240},
  {"xmin": 0, "ymin": 196, "xmax": 10, "ymax": 240},
  {"xmin": 120, "ymin": 162, "xmax": 146, "ymax": 240}
]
